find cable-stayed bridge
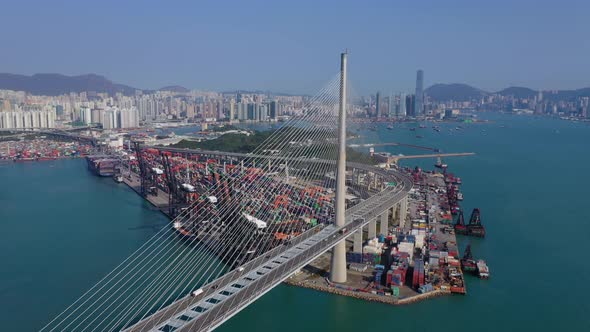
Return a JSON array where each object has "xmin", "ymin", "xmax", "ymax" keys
[{"xmin": 41, "ymin": 53, "xmax": 412, "ymax": 332}]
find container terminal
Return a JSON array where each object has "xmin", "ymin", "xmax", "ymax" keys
[
  {"xmin": 2, "ymin": 130, "xmax": 489, "ymax": 305},
  {"xmin": 114, "ymin": 143, "xmax": 341, "ymax": 268},
  {"xmin": 286, "ymin": 163, "xmax": 490, "ymax": 303},
  {"xmin": 0, "ymin": 138, "xmax": 93, "ymax": 162},
  {"xmin": 88, "ymin": 139, "xmax": 488, "ymax": 304}
]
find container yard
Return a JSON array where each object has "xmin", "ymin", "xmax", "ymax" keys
[
  {"xmin": 70, "ymin": 132, "xmax": 489, "ymax": 305},
  {"xmin": 107, "ymin": 144, "xmax": 343, "ymax": 268},
  {"xmin": 287, "ymin": 162, "xmax": 490, "ymax": 304},
  {"xmin": 0, "ymin": 139, "xmax": 93, "ymax": 162}
]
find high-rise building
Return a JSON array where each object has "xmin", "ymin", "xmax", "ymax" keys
[
  {"xmin": 398, "ymin": 93, "xmax": 407, "ymax": 117},
  {"xmin": 375, "ymin": 92, "xmax": 381, "ymax": 118},
  {"xmin": 119, "ymin": 107, "xmax": 139, "ymax": 128},
  {"xmin": 0, "ymin": 110, "xmax": 56, "ymax": 129},
  {"xmin": 101, "ymin": 108, "xmax": 118, "ymax": 129},
  {"xmin": 229, "ymin": 100, "xmax": 235, "ymax": 123},
  {"xmin": 415, "ymin": 70, "xmax": 424, "ymax": 116},
  {"xmin": 388, "ymin": 94, "xmax": 394, "ymax": 118},
  {"xmin": 406, "ymin": 94, "xmax": 415, "ymax": 117},
  {"xmin": 269, "ymin": 101, "xmax": 278, "ymax": 121},
  {"xmin": 79, "ymin": 106, "xmax": 92, "ymax": 125}
]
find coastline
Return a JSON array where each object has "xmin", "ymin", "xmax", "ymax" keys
[{"xmin": 284, "ymin": 278, "xmax": 450, "ymax": 305}]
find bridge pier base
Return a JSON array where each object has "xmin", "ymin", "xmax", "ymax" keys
[
  {"xmin": 379, "ymin": 211, "xmax": 388, "ymax": 235},
  {"xmin": 367, "ymin": 220, "xmax": 376, "ymax": 240},
  {"xmin": 399, "ymin": 196, "xmax": 408, "ymax": 229},
  {"xmin": 353, "ymin": 229, "xmax": 362, "ymax": 253}
]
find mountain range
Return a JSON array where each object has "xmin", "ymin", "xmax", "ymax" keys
[
  {"xmin": 0, "ymin": 73, "xmax": 589, "ymax": 101},
  {"xmin": 425, "ymin": 83, "xmax": 590, "ymax": 101},
  {"xmin": 0, "ymin": 73, "xmax": 142, "ymax": 96}
]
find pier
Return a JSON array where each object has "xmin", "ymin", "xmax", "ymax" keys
[{"xmin": 121, "ymin": 172, "xmax": 171, "ymax": 217}]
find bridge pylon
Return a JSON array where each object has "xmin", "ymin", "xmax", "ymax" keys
[{"xmin": 330, "ymin": 51, "xmax": 348, "ymax": 283}]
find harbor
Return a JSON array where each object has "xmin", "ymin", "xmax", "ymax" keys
[
  {"xmin": 1, "ymin": 113, "xmax": 589, "ymax": 331},
  {"xmin": 284, "ymin": 161, "xmax": 489, "ymax": 304},
  {"xmin": 80, "ymin": 132, "xmax": 487, "ymax": 306}
]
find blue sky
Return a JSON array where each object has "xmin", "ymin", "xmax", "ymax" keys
[{"xmin": 1, "ymin": 0, "xmax": 589, "ymax": 94}]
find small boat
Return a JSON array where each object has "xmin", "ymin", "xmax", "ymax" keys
[
  {"xmin": 416, "ymin": 135, "xmax": 424, "ymax": 138},
  {"xmin": 477, "ymin": 260, "xmax": 490, "ymax": 279},
  {"xmin": 114, "ymin": 175, "xmax": 124, "ymax": 183},
  {"xmin": 387, "ymin": 125, "xmax": 394, "ymax": 130}
]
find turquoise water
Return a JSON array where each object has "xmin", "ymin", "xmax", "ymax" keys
[
  {"xmin": 1, "ymin": 113, "xmax": 590, "ymax": 331},
  {"xmin": 0, "ymin": 160, "xmax": 170, "ymax": 330}
]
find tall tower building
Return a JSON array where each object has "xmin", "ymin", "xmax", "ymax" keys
[
  {"xmin": 229, "ymin": 100, "xmax": 235, "ymax": 123},
  {"xmin": 415, "ymin": 70, "xmax": 424, "ymax": 116},
  {"xmin": 406, "ymin": 94, "xmax": 415, "ymax": 117},
  {"xmin": 388, "ymin": 93, "xmax": 394, "ymax": 118},
  {"xmin": 269, "ymin": 101, "xmax": 278, "ymax": 121},
  {"xmin": 398, "ymin": 93, "xmax": 407, "ymax": 117},
  {"xmin": 375, "ymin": 92, "xmax": 381, "ymax": 118}
]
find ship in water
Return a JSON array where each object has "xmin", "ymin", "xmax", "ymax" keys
[
  {"xmin": 467, "ymin": 208, "xmax": 486, "ymax": 237},
  {"xmin": 434, "ymin": 157, "xmax": 447, "ymax": 169},
  {"xmin": 86, "ymin": 155, "xmax": 118, "ymax": 177},
  {"xmin": 387, "ymin": 125, "xmax": 394, "ymax": 130},
  {"xmin": 460, "ymin": 244, "xmax": 477, "ymax": 272},
  {"xmin": 477, "ymin": 260, "xmax": 490, "ymax": 279},
  {"xmin": 454, "ymin": 211, "xmax": 468, "ymax": 235}
]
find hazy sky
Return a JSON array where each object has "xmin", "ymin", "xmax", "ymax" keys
[{"xmin": 1, "ymin": 0, "xmax": 589, "ymax": 94}]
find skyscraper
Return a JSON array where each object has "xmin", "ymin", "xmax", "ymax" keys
[
  {"xmin": 415, "ymin": 70, "xmax": 424, "ymax": 116},
  {"xmin": 269, "ymin": 101, "xmax": 278, "ymax": 121},
  {"xmin": 398, "ymin": 93, "xmax": 406, "ymax": 117},
  {"xmin": 406, "ymin": 94, "xmax": 415, "ymax": 117},
  {"xmin": 388, "ymin": 93, "xmax": 394, "ymax": 118},
  {"xmin": 375, "ymin": 92, "xmax": 381, "ymax": 118},
  {"xmin": 229, "ymin": 100, "xmax": 235, "ymax": 123}
]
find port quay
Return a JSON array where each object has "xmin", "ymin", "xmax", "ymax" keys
[{"xmin": 27, "ymin": 53, "xmax": 491, "ymax": 332}]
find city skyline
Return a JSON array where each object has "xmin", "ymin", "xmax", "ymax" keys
[{"xmin": 2, "ymin": 0, "xmax": 590, "ymax": 94}]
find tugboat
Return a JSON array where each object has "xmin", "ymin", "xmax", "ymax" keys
[
  {"xmin": 434, "ymin": 157, "xmax": 447, "ymax": 169},
  {"xmin": 477, "ymin": 260, "xmax": 490, "ymax": 279},
  {"xmin": 467, "ymin": 208, "xmax": 486, "ymax": 237},
  {"xmin": 460, "ymin": 244, "xmax": 477, "ymax": 273}
]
